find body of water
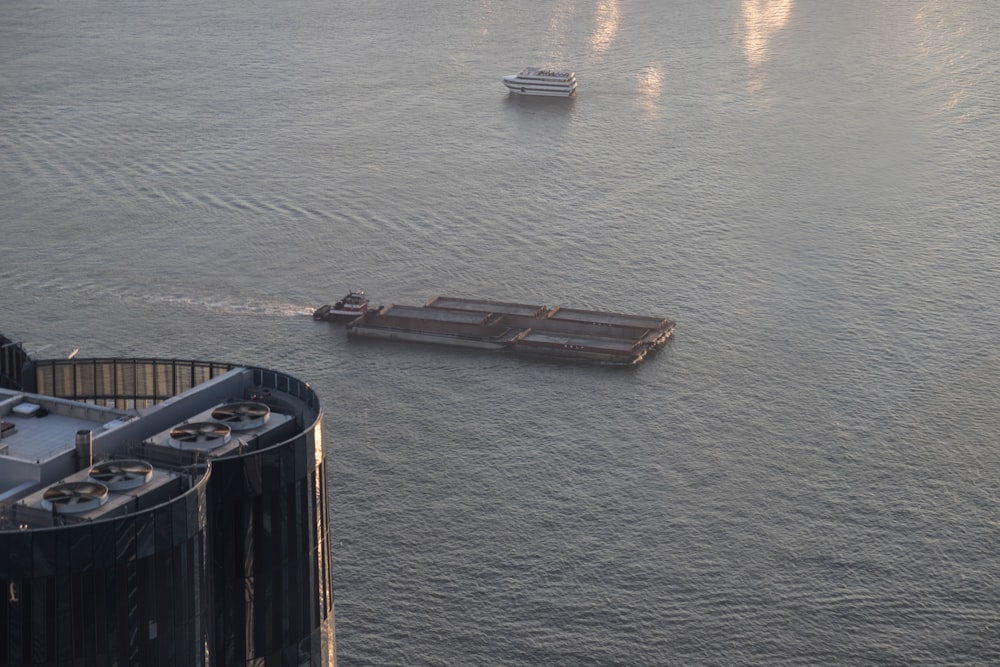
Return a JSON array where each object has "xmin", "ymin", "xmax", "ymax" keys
[{"xmin": 2, "ymin": 1, "xmax": 998, "ymax": 664}]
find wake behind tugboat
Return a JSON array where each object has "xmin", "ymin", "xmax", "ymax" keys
[{"xmin": 315, "ymin": 292, "xmax": 675, "ymax": 365}]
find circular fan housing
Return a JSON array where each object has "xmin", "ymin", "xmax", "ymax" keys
[
  {"xmin": 88, "ymin": 460, "xmax": 154, "ymax": 491},
  {"xmin": 167, "ymin": 421, "xmax": 232, "ymax": 450},
  {"xmin": 41, "ymin": 482, "xmax": 110, "ymax": 514},
  {"xmin": 210, "ymin": 402, "xmax": 271, "ymax": 431}
]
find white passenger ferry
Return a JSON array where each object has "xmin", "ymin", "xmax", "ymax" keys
[{"xmin": 502, "ymin": 67, "xmax": 577, "ymax": 97}]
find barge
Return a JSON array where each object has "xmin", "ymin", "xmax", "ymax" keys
[{"xmin": 344, "ymin": 296, "xmax": 675, "ymax": 365}]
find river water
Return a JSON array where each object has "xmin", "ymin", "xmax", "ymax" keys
[{"xmin": 2, "ymin": 1, "xmax": 998, "ymax": 664}]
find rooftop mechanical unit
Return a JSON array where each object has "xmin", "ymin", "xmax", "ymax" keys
[
  {"xmin": 167, "ymin": 421, "xmax": 234, "ymax": 451},
  {"xmin": 88, "ymin": 459, "xmax": 155, "ymax": 490},
  {"xmin": 210, "ymin": 401, "xmax": 271, "ymax": 430},
  {"xmin": 144, "ymin": 400, "xmax": 293, "ymax": 459},
  {"xmin": 40, "ymin": 481, "xmax": 109, "ymax": 514},
  {"xmin": 22, "ymin": 458, "xmax": 180, "ymax": 521}
]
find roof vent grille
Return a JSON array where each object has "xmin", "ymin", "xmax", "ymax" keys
[
  {"xmin": 210, "ymin": 402, "xmax": 271, "ymax": 431},
  {"xmin": 88, "ymin": 460, "xmax": 154, "ymax": 491},
  {"xmin": 167, "ymin": 422, "xmax": 232, "ymax": 450},
  {"xmin": 40, "ymin": 482, "xmax": 110, "ymax": 514}
]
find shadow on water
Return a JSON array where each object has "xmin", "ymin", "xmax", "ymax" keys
[
  {"xmin": 501, "ymin": 93, "xmax": 577, "ymax": 137},
  {"xmin": 502, "ymin": 92, "xmax": 577, "ymax": 115}
]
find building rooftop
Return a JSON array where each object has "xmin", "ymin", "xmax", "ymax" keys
[
  {"xmin": 0, "ymin": 366, "xmax": 316, "ymax": 525},
  {"xmin": 0, "ymin": 388, "xmax": 130, "ymax": 465}
]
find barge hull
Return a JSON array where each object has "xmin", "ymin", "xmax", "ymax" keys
[
  {"xmin": 347, "ymin": 326, "xmax": 514, "ymax": 350},
  {"xmin": 344, "ymin": 296, "xmax": 675, "ymax": 365}
]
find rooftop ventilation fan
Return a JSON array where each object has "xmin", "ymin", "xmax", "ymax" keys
[
  {"xmin": 210, "ymin": 402, "xmax": 271, "ymax": 431},
  {"xmin": 40, "ymin": 482, "xmax": 110, "ymax": 514},
  {"xmin": 88, "ymin": 460, "xmax": 154, "ymax": 491},
  {"xmin": 167, "ymin": 421, "xmax": 232, "ymax": 450}
]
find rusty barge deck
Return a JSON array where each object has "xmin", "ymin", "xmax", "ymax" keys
[{"xmin": 344, "ymin": 296, "xmax": 675, "ymax": 365}]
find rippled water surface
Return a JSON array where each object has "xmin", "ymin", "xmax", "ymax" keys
[{"xmin": 2, "ymin": 1, "xmax": 999, "ymax": 664}]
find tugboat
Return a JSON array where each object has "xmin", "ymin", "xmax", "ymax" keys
[{"xmin": 313, "ymin": 290, "xmax": 370, "ymax": 322}]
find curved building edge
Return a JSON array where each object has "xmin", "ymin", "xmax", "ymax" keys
[{"xmin": 0, "ymin": 335, "xmax": 336, "ymax": 667}]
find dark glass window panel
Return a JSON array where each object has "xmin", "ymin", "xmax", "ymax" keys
[
  {"xmin": 155, "ymin": 505, "xmax": 173, "ymax": 552},
  {"xmin": 55, "ymin": 528, "xmax": 70, "ymax": 573},
  {"xmin": 92, "ymin": 521, "xmax": 115, "ymax": 570},
  {"xmin": 29, "ymin": 576, "xmax": 47, "ymax": 663},
  {"xmin": 32, "ymin": 530, "xmax": 55, "ymax": 577},
  {"xmin": 262, "ymin": 449, "xmax": 281, "ymax": 490},
  {"xmin": 293, "ymin": 437, "xmax": 308, "ymax": 480},
  {"xmin": 177, "ymin": 542, "xmax": 190, "ymax": 618},
  {"xmin": 170, "ymin": 542, "xmax": 183, "ymax": 627},
  {"xmin": 152, "ymin": 551, "xmax": 174, "ymax": 645},
  {"xmin": 94, "ymin": 567, "xmax": 108, "ymax": 657},
  {"xmin": 80, "ymin": 571, "xmax": 96, "ymax": 658},
  {"xmin": 136, "ymin": 513, "xmax": 155, "ymax": 559},
  {"xmin": 55, "ymin": 573, "xmax": 72, "ymax": 663},
  {"xmin": 71, "ymin": 573, "xmax": 85, "ymax": 658},
  {"xmin": 136, "ymin": 558, "xmax": 154, "ymax": 662},
  {"xmin": 114, "ymin": 562, "xmax": 129, "ymax": 659},
  {"xmin": 280, "ymin": 445, "xmax": 295, "ymax": 487},
  {"xmin": 124, "ymin": 560, "xmax": 140, "ymax": 666},
  {"xmin": 45, "ymin": 573, "xmax": 57, "ymax": 661},
  {"xmin": 243, "ymin": 454, "xmax": 264, "ymax": 495},
  {"xmin": 69, "ymin": 524, "xmax": 91, "ymax": 574},
  {"xmin": 185, "ymin": 492, "xmax": 199, "ymax": 540},
  {"xmin": 0, "ymin": 534, "xmax": 8, "ymax": 579},
  {"xmin": 195, "ymin": 484, "xmax": 208, "ymax": 532},
  {"xmin": 172, "ymin": 496, "xmax": 187, "ymax": 543},
  {"xmin": 8, "ymin": 532, "xmax": 31, "ymax": 577},
  {"xmin": 115, "ymin": 518, "xmax": 137, "ymax": 562}
]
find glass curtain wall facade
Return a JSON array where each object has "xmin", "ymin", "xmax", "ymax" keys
[
  {"xmin": 0, "ymin": 355, "xmax": 336, "ymax": 667},
  {"xmin": 0, "ymin": 479, "xmax": 212, "ymax": 666}
]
